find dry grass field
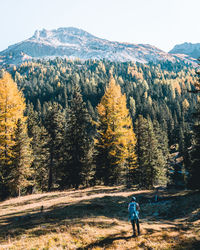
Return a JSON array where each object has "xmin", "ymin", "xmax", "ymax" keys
[{"xmin": 0, "ymin": 186, "xmax": 199, "ymax": 249}]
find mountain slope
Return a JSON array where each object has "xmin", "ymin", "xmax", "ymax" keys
[
  {"xmin": 169, "ymin": 42, "xmax": 200, "ymax": 59},
  {"xmin": 0, "ymin": 27, "xmax": 197, "ymax": 66}
]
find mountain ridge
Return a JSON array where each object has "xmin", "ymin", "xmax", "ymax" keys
[
  {"xmin": 0, "ymin": 27, "xmax": 197, "ymax": 66},
  {"xmin": 169, "ymin": 42, "xmax": 200, "ymax": 59}
]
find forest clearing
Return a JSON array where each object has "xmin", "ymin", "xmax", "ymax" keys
[{"xmin": 0, "ymin": 186, "xmax": 199, "ymax": 249}]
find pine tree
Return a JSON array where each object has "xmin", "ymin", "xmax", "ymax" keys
[
  {"xmin": 177, "ymin": 118, "xmax": 191, "ymax": 188},
  {"xmin": 129, "ymin": 96, "xmax": 136, "ymax": 120},
  {"xmin": 26, "ymin": 105, "xmax": 50, "ymax": 192},
  {"xmin": 62, "ymin": 85, "xmax": 93, "ymax": 189},
  {"xmin": 95, "ymin": 77, "xmax": 137, "ymax": 185},
  {"xmin": 33, "ymin": 126, "xmax": 50, "ymax": 191},
  {"xmin": 153, "ymin": 120, "xmax": 169, "ymax": 169},
  {"xmin": 44, "ymin": 103, "xmax": 65, "ymax": 191},
  {"xmin": 188, "ymin": 117, "xmax": 200, "ymax": 189},
  {"xmin": 0, "ymin": 72, "xmax": 26, "ymax": 198},
  {"xmin": 188, "ymin": 65, "xmax": 200, "ymax": 189},
  {"xmin": 8, "ymin": 119, "xmax": 33, "ymax": 196},
  {"xmin": 135, "ymin": 116, "xmax": 167, "ymax": 189}
]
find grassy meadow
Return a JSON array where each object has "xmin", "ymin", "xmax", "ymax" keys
[{"xmin": 0, "ymin": 186, "xmax": 199, "ymax": 249}]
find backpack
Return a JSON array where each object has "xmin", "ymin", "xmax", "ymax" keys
[{"xmin": 128, "ymin": 202, "xmax": 139, "ymax": 220}]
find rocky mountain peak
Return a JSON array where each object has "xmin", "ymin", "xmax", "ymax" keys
[
  {"xmin": 0, "ymin": 27, "xmax": 198, "ymax": 66},
  {"xmin": 169, "ymin": 42, "xmax": 200, "ymax": 59}
]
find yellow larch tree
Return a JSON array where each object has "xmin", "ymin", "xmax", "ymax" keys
[
  {"xmin": 0, "ymin": 72, "xmax": 32, "ymax": 197},
  {"xmin": 95, "ymin": 76, "xmax": 137, "ymax": 185},
  {"xmin": 0, "ymin": 72, "xmax": 26, "ymax": 161}
]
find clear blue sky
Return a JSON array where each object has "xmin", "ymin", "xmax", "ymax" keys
[{"xmin": 0, "ymin": 0, "xmax": 199, "ymax": 52}]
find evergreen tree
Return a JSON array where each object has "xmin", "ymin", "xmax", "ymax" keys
[
  {"xmin": 135, "ymin": 116, "xmax": 167, "ymax": 189},
  {"xmin": 188, "ymin": 65, "xmax": 200, "ymax": 189},
  {"xmin": 62, "ymin": 85, "xmax": 93, "ymax": 189},
  {"xmin": 44, "ymin": 103, "xmax": 65, "ymax": 191},
  {"xmin": 8, "ymin": 119, "xmax": 33, "ymax": 196},
  {"xmin": 26, "ymin": 105, "xmax": 50, "ymax": 192},
  {"xmin": 177, "ymin": 119, "xmax": 191, "ymax": 188},
  {"xmin": 188, "ymin": 116, "xmax": 200, "ymax": 189},
  {"xmin": 153, "ymin": 119, "xmax": 169, "ymax": 169},
  {"xmin": 129, "ymin": 96, "xmax": 136, "ymax": 120}
]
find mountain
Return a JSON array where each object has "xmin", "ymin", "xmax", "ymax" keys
[
  {"xmin": 0, "ymin": 27, "xmax": 197, "ymax": 66},
  {"xmin": 169, "ymin": 42, "xmax": 200, "ymax": 59}
]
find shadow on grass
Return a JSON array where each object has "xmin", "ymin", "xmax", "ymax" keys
[
  {"xmin": 161, "ymin": 190, "xmax": 200, "ymax": 220},
  {"xmin": 172, "ymin": 237, "xmax": 200, "ymax": 250},
  {"xmin": 0, "ymin": 193, "xmax": 71, "ymax": 210},
  {"xmin": 0, "ymin": 188, "xmax": 199, "ymax": 243},
  {"xmin": 0, "ymin": 194, "xmax": 128, "ymax": 241},
  {"xmin": 77, "ymin": 233, "xmax": 133, "ymax": 250},
  {"xmin": 0, "ymin": 186, "xmax": 130, "ymax": 211}
]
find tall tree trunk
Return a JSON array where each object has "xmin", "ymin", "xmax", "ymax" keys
[{"xmin": 48, "ymin": 151, "xmax": 53, "ymax": 191}]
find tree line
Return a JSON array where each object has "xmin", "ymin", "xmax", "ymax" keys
[{"xmin": 0, "ymin": 58, "xmax": 199, "ymax": 199}]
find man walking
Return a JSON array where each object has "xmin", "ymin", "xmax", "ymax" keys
[{"xmin": 128, "ymin": 196, "xmax": 140, "ymax": 237}]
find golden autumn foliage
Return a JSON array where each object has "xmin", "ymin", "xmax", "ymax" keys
[
  {"xmin": 0, "ymin": 72, "xmax": 32, "ymax": 196},
  {"xmin": 95, "ymin": 77, "xmax": 137, "ymax": 184},
  {"xmin": 127, "ymin": 66, "xmax": 144, "ymax": 80},
  {"xmin": 182, "ymin": 98, "xmax": 190, "ymax": 110},
  {"xmin": 0, "ymin": 72, "xmax": 26, "ymax": 161}
]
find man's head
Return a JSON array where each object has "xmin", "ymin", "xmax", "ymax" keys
[{"xmin": 131, "ymin": 196, "xmax": 136, "ymax": 202}]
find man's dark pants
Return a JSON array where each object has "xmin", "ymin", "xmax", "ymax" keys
[{"xmin": 131, "ymin": 218, "xmax": 140, "ymax": 235}]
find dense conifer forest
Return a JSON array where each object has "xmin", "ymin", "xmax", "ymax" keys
[{"xmin": 0, "ymin": 58, "xmax": 199, "ymax": 199}]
